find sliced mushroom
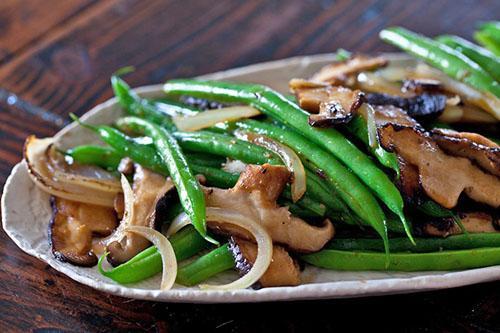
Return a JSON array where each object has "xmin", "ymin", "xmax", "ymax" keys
[
  {"xmin": 431, "ymin": 129, "xmax": 500, "ymax": 177},
  {"xmin": 205, "ymin": 164, "xmax": 334, "ymax": 253},
  {"xmin": 229, "ymin": 237, "xmax": 300, "ymax": 287},
  {"xmin": 372, "ymin": 105, "xmax": 421, "ymax": 128},
  {"xmin": 308, "ymin": 87, "xmax": 365, "ymax": 127},
  {"xmin": 49, "ymin": 196, "xmax": 118, "ymax": 266},
  {"xmin": 365, "ymin": 92, "xmax": 447, "ymax": 120},
  {"xmin": 402, "ymin": 78, "xmax": 443, "ymax": 94},
  {"xmin": 291, "ymin": 83, "xmax": 334, "ymax": 113},
  {"xmin": 422, "ymin": 212, "xmax": 498, "ymax": 237},
  {"xmin": 379, "ymin": 124, "xmax": 500, "ymax": 209},
  {"xmin": 311, "ymin": 55, "xmax": 388, "ymax": 84},
  {"xmin": 106, "ymin": 165, "xmax": 174, "ymax": 265},
  {"xmin": 395, "ymin": 157, "xmax": 421, "ymax": 204}
]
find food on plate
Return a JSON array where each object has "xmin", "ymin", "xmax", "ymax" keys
[{"xmin": 20, "ymin": 25, "xmax": 500, "ymax": 291}]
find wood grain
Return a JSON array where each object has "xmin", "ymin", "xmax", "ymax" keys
[
  {"xmin": 0, "ymin": 0, "xmax": 98, "ymax": 64},
  {"xmin": 1, "ymin": 0, "xmax": 500, "ymax": 331}
]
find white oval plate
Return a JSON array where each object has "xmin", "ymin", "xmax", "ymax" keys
[{"xmin": 3, "ymin": 53, "xmax": 500, "ymax": 303}]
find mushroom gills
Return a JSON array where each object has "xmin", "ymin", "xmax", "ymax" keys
[{"xmin": 49, "ymin": 196, "xmax": 118, "ymax": 267}]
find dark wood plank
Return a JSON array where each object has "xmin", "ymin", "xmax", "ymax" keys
[
  {"xmin": 0, "ymin": 0, "xmax": 99, "ymax": 64},
  {"xmin": 1, "ymin": 0, "xmax": 500, "ymax": 331},
  {"xmin": 1, "ymin": 0, "xmax": 498, "ymax": 121}
]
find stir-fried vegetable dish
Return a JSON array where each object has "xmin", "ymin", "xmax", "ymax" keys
[{"xmin": 23, "ymin": 25, "xmax": 500, "ymax": 291}]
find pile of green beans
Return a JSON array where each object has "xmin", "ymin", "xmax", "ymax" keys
[
  {"xmin": 162, "ymin": 79, "xmax": 422, "ymax": 249},
  {"xmin": 71, "ymin": 43, "xmax": 500, "ymax": 287},
  {"xmin": 71, "ymin": 125, "xmax": 333, "ymax": 220}
]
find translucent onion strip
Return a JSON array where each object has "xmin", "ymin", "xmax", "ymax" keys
[
  {"xmin": 124, "ymin": 226, "xmax": 177, "ymax": 290},
  {"xmin": 358, "ymin": 104, "xmax": 378, "ymax": 149},
  {"xmin": 200, "ymin": 207, "xmax": 273, "ymax": 290},
  {"xmin": 165, "ymin": 212, "xmax": 191, "ymax": 237},
  {"xmin": 235, "ymin": 131, "xmax": 306, "ymax": 202},
  {"xmin": 24, "ymin": 136, "xmax": 121, "ymax": 207},
  {"xmin": 120, "ymin": 174, "xmax": 135, "ymax": 229},
  {"xmin": 173, "ymin": 106, "xmax": 261, "ymax": 132}
]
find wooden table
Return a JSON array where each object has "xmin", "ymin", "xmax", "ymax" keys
[{"xmin": 1, "ymin": 0, "xmax": 499, "ymax": 331}]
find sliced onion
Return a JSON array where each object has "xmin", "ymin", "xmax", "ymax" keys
[
  {"xmin": 357, "ymin": 72, "xmax": 412, "ymax": 97},
  {"xmin": 165, "ymin": 212, "xmax": 191, "ymax": 237},
  {"xmin": 200, "ymin": 207, "xmax": 273, "ymax": 290},
  {"xmin": 234, "ymin": 131, "xmax": 306, "ymax": 202},
  {"xmin": 358, "ymin": 104, "xmax": 379, "ymax": 149},
  {"xmin": 24, "ymin": 136, "xmax": 121, "ymax": 207},
  {"xmin": 438, "ymin": 105, "xmax": 464, "ymax": 123},
  {"xmin": 173, "ymin": 106, "xmax": 261, "ymax": 132},
  {"xmin": 120, "ymin": 174, "xmax": 135, "ymax": 228},
  {"xmin": 124, "ymin": 225, "xmax": 177, "ymax": 290},
  {"xmin": 460, "ymin": 105, "xmax": 497, "ymax": 123}
]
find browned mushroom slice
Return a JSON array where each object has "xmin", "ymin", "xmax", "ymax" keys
[
  {"xmin": 311, "ymin": 55, "xmax": 388, "ymax": 84},
  {"xmin": 308, "ymin": 87, "xmax": 364, "ymax": 127},
  {"xmin": 106, "ymin": 165, "xmax": 174, "ymax": 265},
  {"xmin": 205, "ymin": 164, "xmax": 334, "ymax": 253},
  {"xmin": 379, "ymin": 124, "xmax": 500, "ymax": 209},
  {"xmin": 395, "ymin": 157, "xmax": 421, "ymax": 204},
  {"xmin": 365, "ymin": 92, "xmax": 447, "ymax": 120},
  {"xmin": 422, "ymin": 212, "xmax": 498, "ymax": 237},
  {"xmin": 431, "ymin": 129, "xmax": 500, "ymax": 177},
  {"xmin": 229, "ymin": 237, "xmax": 300, "ymax": 287},
  {"xmin": 372, "ymin": 105, "xmax": 421, "ymax": 128},
  {"xmin": 291, "ymin": 85, "xmax": 331, "ymax": 113},
  {"xmin": 49, "ymin": 196, "xmax": 117, "ymax": 266}
]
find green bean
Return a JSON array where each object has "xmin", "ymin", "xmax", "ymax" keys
[
  {"xmin": 116, "ymin": 116, "xmax": 213, "ymax": 244},
  {"xmin": 329, "ymin": 233, "xmax": 500, "ymax": 253},
  {"xmin": 335, "ymin": 48, "xmax": 352, "ymax": 61},
  {"xmin": 475, "ymin": 22, "xmax": 500, "ymax": 56},
  {"xmin": 280, "ymin": 193, "xmax": 326, "ymax": 217},
  {"xmin": 65, "ymin": 145, "xmax": 122, "ymax": 170},
  {"xmin": 302, "ymin": 247, "xmax": 500, "ymax": 271},
  {"xmin": 233, "ymin": 119, "xmax": 390, "ymax": 252},
  {"xmin": 111, "ymin": 75, "xmax": 196, "ymax": 130},
  {"xmin": 173, "ymin": 131, "xmax": 283, "ymax": 165},
  {"xmin": 380, "ymin": 27, "xmax": 500, "ymax": 97},
  {"xmin": 183, "ymin": 152, "xmax": 225, "ymax": 168},
  {"xmin": 437, "ymin": 35, "xmax": 500, "ymax": 81},
  {"xmin": 163, "ymin": 80, "xmax": 411, "ymax": 246},
  {"xmin": 345, "ymin": 115, "xmax": 400, "ymax": 176},
  {"xmin": 98, "ymin": 226, "xmax": 209, "ymax": 284},
  {"xmin": 176, "ymin": 244, "xmax": 235, "ymax": 286},
  {"xmin": 304, "ymin": 168, "xmax": 354, "ymax": 220},
  {"xmin": 417, "ymin": 201, "xmax": 467, "ymax": 234}
]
